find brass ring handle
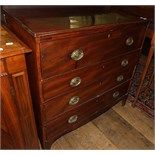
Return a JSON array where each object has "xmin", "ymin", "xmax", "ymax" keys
[
  {"xmin": 121, "ymin": 59, "xmax": 129, "ymax": 67},
  {"xmin": 68, "ymin": 115, "xmax": 78, "ymax": 124},
  {"xmin": 71, "ymin": 49, "xmax": 84, "ymax": 61},
  {"xmin": 70, "ymin": 77, "xmax": 81, "ymax": 87},
  {"xmin": 117, "ymin": 75, "xmax": 124, "ymax": 82},
  {"xmin": 69, "ymin": 96, "xmax": 80, "ymax": 105},
  {"xmin": 113, "ymin": 91, "xmax": 120, "ymax": 98},
  {"xmin": 126, "ymin": 37, "xmax": 134, "ymax": 46}
]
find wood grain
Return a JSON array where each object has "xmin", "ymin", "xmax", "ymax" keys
[
  {"xmin": 40, "ymin": 24, "xmax": 143, "ymax": 78},
  {"xmin": 52, "ymin": 102, "xmax": 154, "ymax": 149},
  {"xmin": 2, "ymin": 7, "xmax": 147, "ymax": 38},
  {"xmin": 42, "ymin": 51, "xmax": 138, "ymax": 101},
  {"xmin": 93, "ymin": 109, "xmax": 154, "ymax": 149},
  {"xmin": 43, "ymin": 82, "xmax": 129, "ymax": 148},
  {"xmin": 44, "ymin": 80, "xmax": 130, "ymax": 121},
  {"xmin": 0, "ymin": 26, "xmax": 39, "ymax": 149},
  {"xmin": 113, "ymin": 102, "xmax": 155, "ymax": 144},
  {"xmin": 62, "ymin": 122, "xmax": 117, "ymax": 149},
  {"xmin": 1, "ymin": 72, "xmax": 26, "ymax": 149},
  {"xmin": 2, "ymin": 7, "xmax": 148, "ymax": 149},
  {"xmin": 0, "ymin": 26, "xmax": 31, "ymax": 59}
]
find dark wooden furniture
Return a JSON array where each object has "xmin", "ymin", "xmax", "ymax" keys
[
  {"xmin": 112, "ymin": 6, "xmax": 154, "ymax": 21},
  {"xmin": 2, "ymin": 6, "xmax": 148, "ymax": 149},
  {"xmin": 0, "ymin": 26, "xmax": 39, "ymax": 149},
  {"xmin": 113, "ymin": 6, "xmax": 154, "ymax": 116}
]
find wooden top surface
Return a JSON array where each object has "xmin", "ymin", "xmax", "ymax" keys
[
  {"xmin": 0, "ymin": 26, "xmax": 31, "ymax": 59},
  {"xmin": 3, "ymin": 6, "xmax": 147, "ymax": 37}
]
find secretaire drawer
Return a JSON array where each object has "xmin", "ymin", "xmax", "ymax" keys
[
  {"xmin": 45, "ymin": 81, "xmax": 129, "ymax": 141},
  {"xmin": 40, "ymin": 24, "xmax": 145, "ymax": 78},
  {"xmin": 42, "ymin": 51, "xmax": 139, "ymax": 101}
]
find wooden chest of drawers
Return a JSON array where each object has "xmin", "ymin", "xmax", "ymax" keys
[{"xmin": 2, "ymin": 6, "xmax": 148, "ymax": 149}]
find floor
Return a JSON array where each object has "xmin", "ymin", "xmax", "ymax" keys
[{"xmin": 51, "ymin": 101, "xmax": 155, "ymax": 149}]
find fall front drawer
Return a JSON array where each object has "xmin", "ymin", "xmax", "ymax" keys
[
  {"xmin": 40, "ymin": 23, "xmax": 145, "ymax": 78},
  {"xmin": 42, "ymin": 51, "xmax": 139, "ymax": 101},
  {"xmin": 44, "ymin": 81, "xmax": 129, "ymax": 145}
]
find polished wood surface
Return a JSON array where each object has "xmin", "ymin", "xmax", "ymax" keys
[
  {"xmin": 0, "ymin": 26, "xmax": 39, "ymax": 149},
  {"xmin": 52, "ymin": 102, "xmax": 154, "ymax": 149},
  {"xmin": 45, "ymin": 80, "xmax": 130, "ymax": 123},
  {"xmin": 44, "ymin": 82, "xmax": 129, "ymax": 148},
  {"xmin": 2, "ymin": 7, "xmax": 148, "ymax": 149},
  {"xmin": 40, "ymin": 24, "xmax": 145, "ymax": 78},
  {"xmin": 2, "ymin": 6, "xmax": 144, "ymax": 37},
  {"xmin": 0, "ymin": 27, "xmax": 31, "ymax": 59},
  {"xmin": 112, "ymin": 6, "xmax": 154, "ymax": 22},
  {"xmin": 42, "ymin": 51, "xmax": 139, "ymax": 101},
  {"xmin": 1, "ymin": 63, "xmax": 26, "ymax": 149},
  {"xmin": 113, "ymin": 6, "xmax": 154, "ymax": 116}
]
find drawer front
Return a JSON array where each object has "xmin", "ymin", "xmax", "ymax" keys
[
  {"xmin": 40, "ymin": 24, "xmax": 145, "ymax": 78},
  {"xmin": 45, "ymin": 81, "xmax": 129, "ymax": 142},
  {"xmin": 44, "ymin": 79, "xmax": 130, "ymax": 122},
  {"xmin": 44, "ymin": 80, "xmax": 103, "ymax": 122},
  {"xmin": 42, "ymin": 52, "xmax": 139, "ymax": 101}
]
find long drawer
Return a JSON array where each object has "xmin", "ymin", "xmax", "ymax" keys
[
  {"xmin": 44, "ymin": 81, "xmax": 129, "ymax": 143},
  {"xmin": 44, "ymin": 79, "xmax": 130, "ymax": 122},
  {"xmin": 40, "ymin": 23, "xmax": 145, "ymax": 78},
  {"xmin": 42, "ymin": 51, "xmax": 139, "ymax": 101}
]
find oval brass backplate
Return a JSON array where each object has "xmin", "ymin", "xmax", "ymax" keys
[
  {"xmin": 71, "ymin": 49, "xmax": 84, "ymax": 61},
  {"xmin": 126, "ymin": 37, "xmax": 134, "ymax": 46},
  {"xmin": 117, "ymin": 75, "xmax": 124, "ymax": 82},
  {"xmin": 113, "ymin": 91, "xmax": 120, "ymax": 98},
  {"xmin": 121, "ymin": 59, "xmax": 128, "ymax": 67},
  {"xmin": 69, "ymin": 96, "xmax": 80, "ymax": 105},
  {"xmin": 68, "ymin": 115, "xmax": 78, "ymax": 124},
  {"xmin": 70, "ymin": 77, "xmax": 81, "ymax": 87}
]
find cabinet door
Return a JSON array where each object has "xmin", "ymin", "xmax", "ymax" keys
[
  {"xmin": 11, "ymin": 70, "xmax": 39, "ymax": 149},
  {"xmin": 1, "ymin": 70, "xmax": 25, "ymax": 149},
  {"xmin": 0, "ymin": 58, "xmax": 39, "ymax": 149},
  {"xmin": 1, "ymin": 108, "xmax": 15, "ymax": 149}
]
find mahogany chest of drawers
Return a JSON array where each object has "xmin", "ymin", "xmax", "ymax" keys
[{"xmin": 2, "ymin": 6, "xmax": 148, "ymax": 149}]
